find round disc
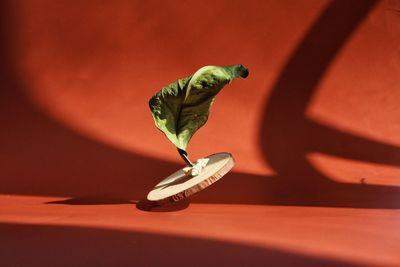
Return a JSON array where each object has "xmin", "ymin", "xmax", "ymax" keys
[{"xmin": 147, "ymin": 152, "xmax": 234, "ymax": 204}]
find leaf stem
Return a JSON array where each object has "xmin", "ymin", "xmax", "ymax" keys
[{"xmin": 177, "ymin": 148, "xmax": 194, "ymax": 166}]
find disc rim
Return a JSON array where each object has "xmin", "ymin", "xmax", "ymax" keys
[{"xmin": 147, "ymin": 152, "xmax": 235, "ymax": 205}]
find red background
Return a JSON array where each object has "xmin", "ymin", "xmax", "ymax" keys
[{"xmin": 1, "ymin": 1, "xmax": 400, "ymax": 266}]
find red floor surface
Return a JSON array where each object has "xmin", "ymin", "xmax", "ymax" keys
[
  {"xmin": 1, "ymin": 1, "xmax": 400, "ymax": 266},
  {"xmin": 1, "ymin": 195, "xmax": 399, "ymax": 267}
]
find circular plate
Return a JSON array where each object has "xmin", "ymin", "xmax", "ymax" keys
[{"xmin": 147, "ymin": 152, "xmax": 235, "ymax": 204}]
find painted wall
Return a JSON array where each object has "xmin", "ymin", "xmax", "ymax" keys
[{"xmin": 1, "ymin": 0, "xmax": 400, "ymax": 207}]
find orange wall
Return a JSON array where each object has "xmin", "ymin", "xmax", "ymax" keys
[{"xmin": 1, "ymin": 0, "xmax": 400, "ymax": 207}]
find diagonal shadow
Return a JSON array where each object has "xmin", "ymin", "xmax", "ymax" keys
[
  {"xmin": 0, "ymin": 223, "xmax": 363, "ymax": 267},
  {"xmin": 0, "ymin": 0, "xmax": 399, "ymax": 209},
  {"xmin": 259, "ymin": 0, "xmax": 400, "ymax": 207}
]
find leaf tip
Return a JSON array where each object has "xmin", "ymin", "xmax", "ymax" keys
[{"xmin": 229, "ymin": 64, "xmax": 249, "ymax": 79}]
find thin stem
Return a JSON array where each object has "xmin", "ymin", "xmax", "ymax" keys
[{"xmin": 177, "ymin": 148, "xmax": 194, "ymax": 166}]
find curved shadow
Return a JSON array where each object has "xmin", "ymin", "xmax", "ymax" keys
[
  {"xmin": 0, "ymin": 222, "xmax": 363, "ymax": 267},
  {"xmin": 259, "ymin": 0, "xmax": 400, "ymax": 207},
  {"xmin": 0, "ymin": 0, "xmax": 399, "ymax": 209},
  {"xmin": 0, "ymin": 1, "xmax": 176, "ymax": 201}
]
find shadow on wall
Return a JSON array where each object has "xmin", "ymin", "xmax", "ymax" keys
[
  {"xmin": 257, "ymin": 0, "xmax": 400, "ymax": 208},
  {"xmin": 0, "ymin": 223, "xmax": 362, "ymax": 267},
  {"xmin": 0, "ymin": 0, "xmax": 399, "ymax": 208}
]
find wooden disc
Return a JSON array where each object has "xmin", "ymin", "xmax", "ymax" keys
[{"xmin": 147, "ymin": 152, "xmax": 234, "ymax": 204}]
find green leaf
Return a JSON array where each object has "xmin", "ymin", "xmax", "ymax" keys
[{"xmin": 149, "ymin": 64, "xmax": 249, "ymax": 157}]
